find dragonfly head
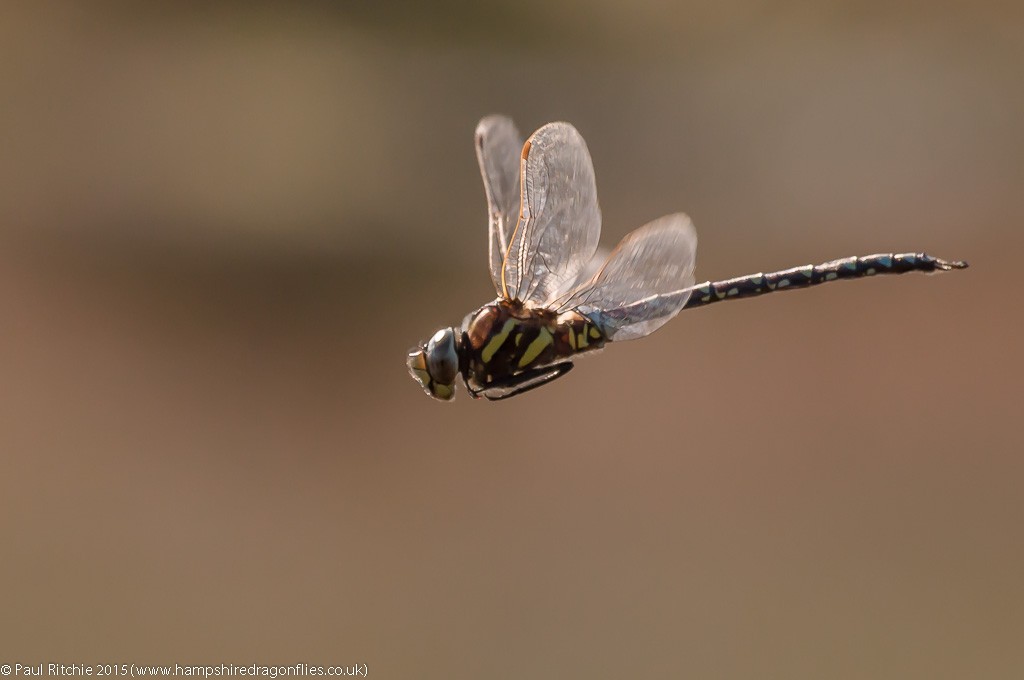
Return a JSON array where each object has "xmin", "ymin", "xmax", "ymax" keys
[{"xmin": 407, "ymin": 327, "xmax": 460, "ymax": 401}]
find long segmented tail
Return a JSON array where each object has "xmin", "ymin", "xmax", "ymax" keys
[{"xmin": 681, "ymin": 253, "xmax": 968, "ymax": 311}]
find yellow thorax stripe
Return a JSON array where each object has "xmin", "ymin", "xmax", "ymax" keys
[
  {"xmin": 481, "ymin": 319, "xmax": 516, "ymax": 363},
  {"xmin": 518, "ymin": 327, "xmax": 552, "ymax": 367}
]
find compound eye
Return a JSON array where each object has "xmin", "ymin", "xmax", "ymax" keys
[{"xmin": 426, "ymin": 328, "xmax": 458, "ymax": 384}]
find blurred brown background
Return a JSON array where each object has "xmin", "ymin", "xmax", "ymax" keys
[{"xmin": 1, "ymin": 1, "xmax": 1020, "ymax": 677}]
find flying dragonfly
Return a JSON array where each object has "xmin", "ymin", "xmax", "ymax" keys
[{"xmin": 407, "ymin": 116, "xmax": 968, "ymax": 401}]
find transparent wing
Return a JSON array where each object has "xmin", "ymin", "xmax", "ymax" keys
[
  {"xmin": 558, "ymin": 213, "xmax": 697, "ymax": 341},
  {"xmin": 501, "ymin": 122, "xmax": 601, "ymax": 305},
  {"xmin": 567, "ymin": 246, "xmax": 609, "ymax": 291},
  {"xmin": 476, "ymin": 116, "xmax": 525, "ymax": 296}
]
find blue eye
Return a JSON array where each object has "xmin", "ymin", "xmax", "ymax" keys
[{"xmin": 425, "ymin": 328, "xmax": 458, "ymax": 385}]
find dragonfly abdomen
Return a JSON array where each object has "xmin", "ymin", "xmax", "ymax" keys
[{"xmin": 683, "ymin": 252, "xmax": 967, "ymax": 310}]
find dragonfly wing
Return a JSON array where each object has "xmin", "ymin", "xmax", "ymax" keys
[
  {"xmin": 476, "ymin": 116, "xmax": 525, "ymax": 296},
  {"xmin": 567, "ymin": 246, "xmax": 610, "ymax": 291},
  {"xmin": 559, "ymin": 213, "xmax": 697, "ymax": 341},
  {"xmin": 502, "ymin": 122, "xmax": 601, "ymax": 305}
]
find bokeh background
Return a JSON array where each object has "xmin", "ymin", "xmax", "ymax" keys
[{"xmin": 1, "ymin": 1, "xmax": 1021, "ymax": 677}]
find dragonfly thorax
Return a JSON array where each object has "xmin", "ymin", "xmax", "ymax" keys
[{"xmin": 459, "ymin": 300, "xmax": 605, "ymax": 396}]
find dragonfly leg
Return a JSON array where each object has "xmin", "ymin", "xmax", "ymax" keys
[{"xmin": 479, "ymin": 362, "xmax": 575, "ymax": 401}]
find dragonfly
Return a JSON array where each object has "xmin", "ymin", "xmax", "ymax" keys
[{"xmin": 407, "ymin": 116, "xmax": 968, "ymax": 401}]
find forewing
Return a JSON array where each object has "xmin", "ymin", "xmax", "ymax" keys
[
  {"xmin": 559, "ymin": 213, "xmax": 697, "ymax": 341},
  {"xmin": 502, "ymin": 122, "xmax": 601, "ymax": 304},
  {"xmin": 475, "ymin": 116, "xmax": 524, "ymax": 296}
]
